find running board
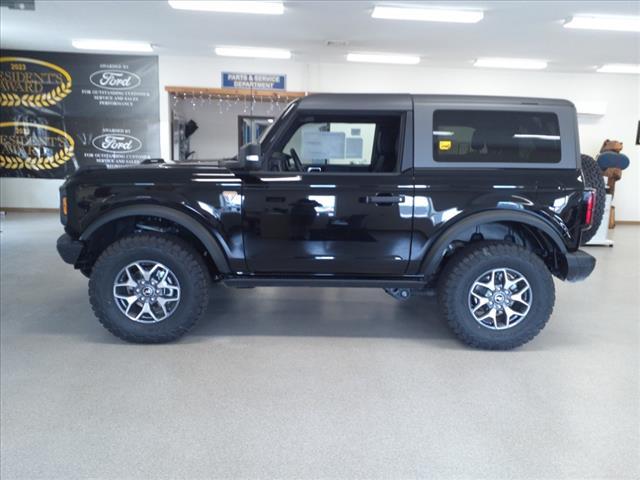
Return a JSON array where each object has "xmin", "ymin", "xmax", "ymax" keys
[{"xmin": 223, "ymin": 276, "xmax": 426, "ymax": 289}]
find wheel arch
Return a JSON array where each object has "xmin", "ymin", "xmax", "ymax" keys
[
  {"xmin": 79, "ymin": 205, "xmax": 231, "ymax": 274},
  {"xmin": 420, "ymin": 210, "xmax": 569, "ymax": 279}
]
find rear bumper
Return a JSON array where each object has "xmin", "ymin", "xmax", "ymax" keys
[
  {"xmin": 562, "ymin": 250, "xmax": 596, "ymax": 282},
  {"xmin": 56, "ymin": 233, "xmax": 84, "ymax": 265}
]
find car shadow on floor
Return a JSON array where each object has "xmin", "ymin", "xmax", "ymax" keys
[
  {"xmin": 15, "ymin": 283, "xmax": 461, "ymax": 347},
  {"xmin": 184, "ymin": 285, "xmax": 458, "ymax": 345}
]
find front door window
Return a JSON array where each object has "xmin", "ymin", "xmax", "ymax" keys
[{"xmin": 266, "ymin": 115, "xmax": 401, "ymax": 173}]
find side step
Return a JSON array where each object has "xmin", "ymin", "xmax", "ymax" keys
[{"xmin": 223, "ymin": 276, "xmax": 426, "ymax": 289}]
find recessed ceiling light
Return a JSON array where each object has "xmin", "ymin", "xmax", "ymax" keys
[
  {"xmin": 214, "ymin": 46, "xmax": 291, "ymax": 59},
  {"xmin": 564, "ymin": 14, "xmax": 640, "ymax": 33},
  {"xmin": 72, "ymin": 39, "xmax": 153, "ymax": 52},
  {"xmin": 372, "ymin": 6, "xmax": 483, "ymax": 23},
  {"xmin": 346, "ymin": 53, "xmax": 420, "ymax": 65},
  {"xmin": 168, "ymin": 1, "xmax": 284, "ymax": 15},
  {"xmin": 474, "ymin": 57, "xmax": 547, "ymax": 70},
  {"xmin": 597, "ymin": 64, "xmax": 640, "ymax": 74}
]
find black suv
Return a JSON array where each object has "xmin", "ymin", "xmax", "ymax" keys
[{"xmin": 57, "ymin": 94, "xmax": 598, "ymax": 349}]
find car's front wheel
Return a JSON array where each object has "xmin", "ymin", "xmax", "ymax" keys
[
  {"xmin": 438, "ymin": 242, "xmax": 555, "ymax": 350},
  {"xmin": 89, "ymin": 233, "xmax": 210, "ymax": 343}
]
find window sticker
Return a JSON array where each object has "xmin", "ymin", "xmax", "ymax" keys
[
  {"xmin": 301, "ymin": 131, "xmax": 345, "ymax": 160},
  {"xmin": 345, "ymin": 137, "xmax": 364, "ymax": 158}
]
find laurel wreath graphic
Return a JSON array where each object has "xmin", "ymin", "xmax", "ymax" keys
[
  {"xmin": 0, "ymin": 122, "xmax": 75, "ymax": 171},
  {"xmin": 0, "ymin": 57, "xmax": 73, "ymax": 108}
]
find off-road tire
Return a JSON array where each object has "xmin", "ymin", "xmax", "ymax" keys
[
  {"xmin": 89, "ymin": 233, "xmax": 209, "ymax": 343},
  {"xmin": 580, "ymin": 154, "xmax": 605, "ymax": 244},
  {"xmin": 438, "ymin": 242, "xmax": 555, "ymax": 350}
]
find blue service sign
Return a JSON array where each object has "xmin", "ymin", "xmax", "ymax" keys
[{"xmin": 221, "ymin": 72, "xmax": 286, "ymax": 91}]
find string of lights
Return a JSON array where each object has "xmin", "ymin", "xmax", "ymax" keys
[{"xmin": 169, "ymin": 90, "xmax": 301, "ymax": 115}]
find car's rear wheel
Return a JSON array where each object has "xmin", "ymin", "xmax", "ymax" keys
[
  {"xmin": 438, "ymin": 242, "xmax": 555, "ymax": 350},
  {"xmin": 89, "ymin": 233, "xmax": 209, "ymax": 343}
]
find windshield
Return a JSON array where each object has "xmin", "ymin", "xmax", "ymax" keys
[{"xmin": 258, "ymin": 99, "xmax": 298, "ymax": 144}]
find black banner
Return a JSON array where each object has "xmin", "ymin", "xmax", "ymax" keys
[{"xmin": 0, "ymin": 50, "xmax": 160, "ymax": 178}]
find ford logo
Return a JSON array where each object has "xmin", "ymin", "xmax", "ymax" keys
[
  {"xmin": 89, "ymin": 70, "xmax": 142, "ymax": 90},
  {"xmin": 92, "ymin": 134, "xmax": 142, "ymax": 153}
]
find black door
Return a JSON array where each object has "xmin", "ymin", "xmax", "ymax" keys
[{"xmin": 241, "ymin": 112, "xmax": 414, "ymax": 275}]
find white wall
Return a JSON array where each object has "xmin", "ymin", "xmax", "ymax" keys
[
  {"xmin": 2, "ymin": 55, "xmax": 638, "ymax": 221},
  {"xmin": 0, "ymin": 178, "xmax": 61, "ymax": 209}
]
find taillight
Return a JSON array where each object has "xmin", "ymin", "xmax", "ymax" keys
[{"xmin": 583, "ymin": 189, "xmax": 595, "ymax": 229}]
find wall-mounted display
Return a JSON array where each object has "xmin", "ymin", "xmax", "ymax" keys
[{"xmin": 0, "ymin": 50, "xmax": 160, "ymax": 178}]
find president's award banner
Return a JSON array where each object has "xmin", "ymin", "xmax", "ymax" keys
[{"xmin": 0, "ymin": 50, "xmax": 160, "ymax": 178}]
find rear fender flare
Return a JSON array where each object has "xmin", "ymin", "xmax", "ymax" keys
[
  {"xmin": 79, "ymin": 205, "xmax": 231, "ymax": 273},
  {"xmin": 420, "ymin": 210, "xmax": 568, "ymax": 278}
]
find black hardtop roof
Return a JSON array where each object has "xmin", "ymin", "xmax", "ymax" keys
[{"xmin": 296, "ymin": 93, "xmax": 575, "ymax": 111}]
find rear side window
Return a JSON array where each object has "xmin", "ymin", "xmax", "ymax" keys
[{"xmin": 433, "ymin": 110, "xmax": 561, "ymax": 163}]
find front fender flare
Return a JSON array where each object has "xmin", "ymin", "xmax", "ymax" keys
[
  {"xmin": 79, "ymin": 204, "xmax": 231, "ymax": 273},
  {"xmin": 420, "ymin": 210, "xmax": 568, "ymax": 278}
]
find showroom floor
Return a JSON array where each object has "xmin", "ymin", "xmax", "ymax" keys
[{"xmin": 1, "ymin": 212, "xmax": 638, "ymax": 479}]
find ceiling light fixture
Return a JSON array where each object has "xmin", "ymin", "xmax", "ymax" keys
[
  {"xmin": 346, "ymin": 53, "xmax": 420, "ymax": 65},
  {"xmin": 564, "ymin": 14, "xmax": 640, "ymax": 33},
  {"xmin": 168, "ymin": 1, "xmax": 284, "ymax": 15},
  {"xmin": 71, "ymin": 39, "xmax": 153, "ymax": 52},
  {"xmin": 372, "ymin": 5, "xmax": 483, "ymax": 23},
  {"xmin": 214, "ymin": 46, "xmax": 291, "ymax": 59},
  {"xmin": 474, "ymin": 57, "xmax": 547, "ymax": 70},
  {"xmin": 597, "ymin": 63, "xmax": 640, "ymax": 74}
]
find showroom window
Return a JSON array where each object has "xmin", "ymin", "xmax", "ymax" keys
[
  {"xmin": 270, "ymin": 115, "xmax": 401, "ymax": 173},
  {"xmin": 433, "ymin": 110, "xmax": 561, "ymax": 163}
]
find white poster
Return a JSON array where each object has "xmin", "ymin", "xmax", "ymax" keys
[{"xmin": 301, "ymin": 131, "xmax": 345, "ymax": 160}]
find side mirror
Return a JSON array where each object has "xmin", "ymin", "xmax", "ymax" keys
[{"xmin": 237, "ymin": 143, "xmax": 261, "ymax": 170}]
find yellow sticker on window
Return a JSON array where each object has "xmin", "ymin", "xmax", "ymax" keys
[{"xmin": 439, "ymin": 140, "xmax": 452, "ymax": 151}]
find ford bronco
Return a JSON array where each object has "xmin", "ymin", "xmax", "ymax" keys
[{"xmin": 57, "ymin": 94, "xmax": 598, "ymax": 349}]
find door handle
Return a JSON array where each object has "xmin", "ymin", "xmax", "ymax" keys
[{"xmin": 365, "ymin": 195, "xmax": 405, "ymax": 205}]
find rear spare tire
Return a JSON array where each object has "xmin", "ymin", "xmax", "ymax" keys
[{"xmin": 580, "ymin": 154, "xmax": 605, "ymax": 244}]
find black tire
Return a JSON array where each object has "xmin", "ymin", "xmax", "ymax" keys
[
  {"xmin": 438, "ymin": 242, "xmax": 555, "ymax": 350},
  {"xmin": 580, "ymin": 154, "xmax": 605, "ymax": 244},
  {"xmin": 89, "ymin": 233, "xmax": 209, "ymax": 343}
]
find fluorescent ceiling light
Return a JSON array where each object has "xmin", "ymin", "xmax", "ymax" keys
[
  {"xmin": 474, "ymin": 57, "xmax": 547, "ymax": 70},
  {"xmin": 597, "ymin": 63, "xmax": 640, "ymax": 74},
  {"xmin": 214, "ymin": 46, "xmax": 291, "ymax": 59},
  {"xmin": 168, "ymin": 1, "xmax": 284, "ymax": 15},
  {"xmin": 564, "ymin": 14, "xmax": 640, "ymax": 33},
  {"xmin": 72, "ymin": 39, "xmax": 153, "ymax": 52},
  {"xmin": 372, "ymin": 6, "xmax": 483, "ymax": 23},
  {"xmin": 347, "ymin": 53, "xmax": 420, "ymax": 65}
]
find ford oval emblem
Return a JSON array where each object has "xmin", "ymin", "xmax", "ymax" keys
[
  {"xmin": 89, "ymin": 70, "xmax": 142, "ymax": 90},
  {"xmin": 92, "ymin": 134, "xmax": 142, "ymax": 154}
]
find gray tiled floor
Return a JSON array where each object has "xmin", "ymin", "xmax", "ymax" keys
[{"xmin": 1, "ymin": 213, "xmax": 638, "ymax": 479}]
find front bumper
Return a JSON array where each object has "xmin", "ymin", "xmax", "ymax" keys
[
  {"xmin": 562, "ymin": 250, "xmax": 596, "ymax": 282},
  {"xmin": 56, "ymin": 233, "xmax": 84, "ymax": 265}
]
